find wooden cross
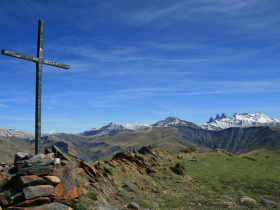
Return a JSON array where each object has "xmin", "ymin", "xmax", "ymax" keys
[{"xmin": 1, "ymin": 20, "xmax": 70, "ymax": 154}]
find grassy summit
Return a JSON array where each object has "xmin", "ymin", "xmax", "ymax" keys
[{"xmin": 75, "ymin": 146, "xmax": 280, "ymax": 209}]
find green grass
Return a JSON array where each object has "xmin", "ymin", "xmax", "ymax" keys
[{"xmin": 71, "ymin": 147, "xmax": 280, "ymax": 210}]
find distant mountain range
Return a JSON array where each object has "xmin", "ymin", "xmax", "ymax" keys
[
  {"xmin": 1, "ymin": 112, "xmax": 280, "ymax": 163},
  {"xmin": 199, "ymin": 112, "xmax": 280, "ymax": 131}
]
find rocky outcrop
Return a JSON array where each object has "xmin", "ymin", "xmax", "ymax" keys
[{"xmin": 0, "ymin": 146, "xmax": 84, "ymax": 209}]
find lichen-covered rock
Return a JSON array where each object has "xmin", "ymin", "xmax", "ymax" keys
[
  {"xmin": 23, "ymin": 185, "xmax": 54, "ymax": 200},
  {"xmin": 17, "ymin": 165, "xmax": 55, "ymax": 176},
  {"xmin": 0, "ymin": 190, "xmax": 24, "ymax": 207},
  {"xmin": 51, "ymin": 161, "xmax": 84, "ymax": 199},
  {"xmin": 170, "ymin": 163, "xmax": 186, "ymax": 175},
  {"xmin": 15, "ymin": 157, "xmax": 54, "ymax": 172},
  {"xmin": 15, "ymin": 175, "xmax": 46, "ymax": 190},
  {"xmin": 10, "ymin": 197, "xmax": 51, "ymax": 207}
]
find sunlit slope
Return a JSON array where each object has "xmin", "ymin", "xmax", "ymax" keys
[
  {"xmin": 178, "ymin": 126, "xmax": 280, "ymax": 154},
  {"xmin": 56, "ymin": 127, "xmax": 199, "ymax": 161}
]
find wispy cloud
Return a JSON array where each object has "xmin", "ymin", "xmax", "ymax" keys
[{"xmin": 0, "ymin": 104, "xmax": 9, "ymax": 108}]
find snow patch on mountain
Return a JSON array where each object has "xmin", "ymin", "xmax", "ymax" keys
[
  {"xmin": 44, "ymin": 130, "xmax": 56, "ymax": 135},
  {"xmin": 124, "ymin": 123, "xmax": 151, "ymax": 131},
  {"xmin": 0, "ymin": 128, "xmax": 34, "ymax": 139},
  {"xmin": 199, "ymin": 112, "xmax": 280, "ymax": 131},
  {"xmin": 152, "ymin": 117, "xmax": 199, "ymax": 128}
]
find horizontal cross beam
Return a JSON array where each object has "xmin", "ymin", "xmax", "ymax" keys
[{"xmin": 2, "ymin": 49, "xmax": 70, "ymax": 69}]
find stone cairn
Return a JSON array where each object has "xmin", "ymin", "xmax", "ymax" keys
[{"xmin": 0, "ymin": 145, "xmax": 84, "ymax": 210}]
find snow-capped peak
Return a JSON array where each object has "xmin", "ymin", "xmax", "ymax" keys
[
  {"xmin": 152, "ymin": 117, "xmax": 198, "ymax": 128},
  {"xmin": 44, "ymin": 130, "xmax": 56, "ymax": 135},
  {"xmin": 199, "ymin": 112, "xmax": 280, "ymax": 131},
  {"xmin": 0, "ymin": 128, "xmax": 34, "ymax": 139},
  {"xmin": 124, "ymin": 123, "xmax": 151, "ymax": 131}
]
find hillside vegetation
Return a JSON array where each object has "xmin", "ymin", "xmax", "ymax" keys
[{"xmin": 75, "ymin": 146, "xmax": 280, "ymax": 210}]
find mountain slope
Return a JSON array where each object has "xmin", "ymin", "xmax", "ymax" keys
[
  {"xmin": 152, "ymin": 116, "xmax": 199, "ymax": 129},
  {"xmin": 177, "ymin": 126, "xmax": 280, "ymax": 155},
  {"xmin": 80, "ymin": 122, "xmax": 133, "ymax": 136},
  {"xmin": 55, "ymin": 127, "xmax": 199, "ymax": 161},
  {"xmin": 199, "ymin": 112, "xmax": 280, "ymax": 131}
]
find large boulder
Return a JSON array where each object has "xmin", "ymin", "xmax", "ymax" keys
[{"xmin": 51, "ymin": 161, "xmax": 84, "ymax": 200}]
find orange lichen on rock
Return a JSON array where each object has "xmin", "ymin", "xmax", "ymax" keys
[{"xmin": 11, "ymin": 197, "xmax": 51, "ymax": 207}]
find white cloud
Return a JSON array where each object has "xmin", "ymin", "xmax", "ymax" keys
[{"xmin": 0, "ymin": 103, "xmax": 9, "ymax": 108}]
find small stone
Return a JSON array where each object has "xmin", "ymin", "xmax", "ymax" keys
[
  {"xmin": 76, "ymin": 168, "xmax": 83, "ymax": 174},
  {"xmin": 45, "ymin": 147, "xmax": 53, "ymax": 154},
  {"xmin": 32, "ymin": 154, "xmax": 45, "ymax": 159},
  {"xmin": 97, "ymin": 194, "xmax": 109, "ymax": 205},
  {"xmin": 60, "ymin": 160, "xmax": 69, "ymax": 166},
  {"xmin": 0, "ymin": 166, "xmax": 2, "ymax": 171},
  {"xmin": 45, "ymin": 153, "xmax": 55, "ymax": 160},
  {"xmin": 54, "ymin": 158, "xmax": 61, "ymax": 165},
  {"xmin": 263, "ymin": 199, "xmax": 278, "ymax": 206},
  {"xmin": 23, "ymin": 185, "xmax": 54, "ymax": 199},
  {"xmin": 92, "ymin": 204, "xmax": 123, "ymax": 210},
  {"xmin": 43, "ymin": 176, "xmax": 61, "ymax": 185},
  {"xmin": 128, "ymin": 202, "xmax": 140, "ymax": 209},
  {"xmin": 240, "ymin": 196, "xmax": 256, "ymax": 204},
  {"xmin": 0, "ymin": 159, "xmax": 6, "ymax": 166}
]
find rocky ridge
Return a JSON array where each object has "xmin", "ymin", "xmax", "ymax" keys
[{"xmin": 1, "ymin": 146, "xmax": 280, "ymax": 209}]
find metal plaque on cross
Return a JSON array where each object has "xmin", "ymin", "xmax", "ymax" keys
[{"xmin": 1, "ymin": 20, "xmax": 70, "ymax": 154}]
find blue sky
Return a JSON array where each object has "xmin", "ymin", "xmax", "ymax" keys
[{"xmin": 1, "ymin": 0, "xmax": 280, "ymax": 134}]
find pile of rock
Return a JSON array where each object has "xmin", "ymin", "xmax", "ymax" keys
[
  {"xmin": 111, "ymin": 148, "xmax": 157, "ymax": 175},
  {"xmin": 0, "ymin": 146, "xmax": 84, "ymax": 210}
]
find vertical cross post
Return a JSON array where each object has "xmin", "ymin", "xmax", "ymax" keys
[
  {"xmin": 1, "ymin": 20, "xmax": 70, "ymax": 155},
  {"xmin": 35, "ymin": 20, "xmax": 44, "ymax": 155}
]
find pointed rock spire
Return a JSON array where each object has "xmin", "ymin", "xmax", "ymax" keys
[
  {"xmin": 221, "ymin": 113, "xmax": 229, "ymax": 118},
  {"xmin": 215, "ymin": 114, "xmax": 221, "ymax": 119},
  {"xmin": 208, "ymin": 117, "xmax": 215, "ymax": 123}
]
